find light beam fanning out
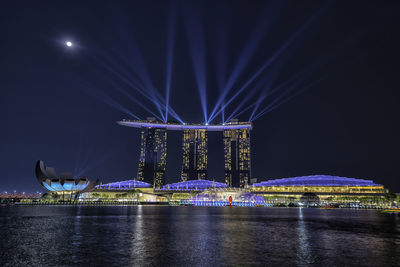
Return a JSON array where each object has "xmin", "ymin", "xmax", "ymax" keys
[
  {"xmin": 79, "ymin": 79, "xmax": 140, "ymax": 120},
  {"xmin": 212, "ymin": 1, "xmax": 284, "ymax": 122},
  {"xmin": 251, "ymin": 76, "xmax": 326, "ymax": 121},
  {"xmin": 208, "ymin": 5, "xmax": 327, "ymax": 123},
  {"xmin": 165, "ymin": 1, "xmax": 176, "ymax": 122}
]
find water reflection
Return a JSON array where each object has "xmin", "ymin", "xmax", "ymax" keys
[
  {"xmin": 71, "ymin": 207, "xmax": 82, "ymax": 262},
  {"xmin": 219, "ymin": 208, "xmax": 256, "ymax": 266},
  {"xmin": 131, "ymin": 205, "xmax": 144, "ymax": 264},
  {"xmin": 297, "ymin": 208, "xmax": 312, "ymax": 265},
  {"xmin": 0, "ymin": 207, "xmax": 399, "ymax": 266}
]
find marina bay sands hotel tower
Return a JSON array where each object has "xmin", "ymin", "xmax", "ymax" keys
[
  {"xmin": 181, "ymin": 129, "xmax": 208, "ymax": 181},
  {"xmin": 117, "ymin": 118, "xmax": 252, "ymax": 188}
]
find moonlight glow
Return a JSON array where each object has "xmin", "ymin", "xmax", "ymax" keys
[{"xmin": 66, "ymin": 41, "xmax": 72, "ymax": 47}]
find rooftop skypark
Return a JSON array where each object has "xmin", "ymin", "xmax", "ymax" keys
[{"xmin": 117, "ymin": 119, "xmax": 252, "ymax": 131}]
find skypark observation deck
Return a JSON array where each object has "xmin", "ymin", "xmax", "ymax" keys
[{"xmin": 117, "ymin": 120, "xmax": 252, "ymax": 131}]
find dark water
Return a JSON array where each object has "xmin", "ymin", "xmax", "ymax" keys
[{"xmin": 0, "ymin": 206, "xmax": 399, "ymax": 266}]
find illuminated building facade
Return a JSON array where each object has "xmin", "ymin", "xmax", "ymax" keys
[
  {"xmin": 96, "ymin": 180, "xmax": 151, "ymax": 190},
  {"xmin": 75, "ymin": 174, "xmax": 392, "ymax": 207},
  {"xmin": 251, "ymin": 175, "xmax": 387, "ymax": 198},
  {"xmin": 118, "ymin": 119, "xmax": 252, "ymax": 185},
  {"xmin": 160, "ymin": 179, "xmax": 227, "ymax": 191},
  {"xmin": 223, "ymin": 122, "xmax": 251, "ymax": 187},
  {"xmin": 35, "ymin": 160, "xmax": 98, "ymax": 201},
  {"xmin": 137, "ymin": 126, "xmax": 167, "ymax": 188},
  {"xmin": 181, "ymin": 129, "xmax": 208, "ymax": 181}
]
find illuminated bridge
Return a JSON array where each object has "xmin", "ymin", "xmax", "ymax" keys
[{"xmin": 118, "ymin": 118, "xmax": 252, "ymax": 189}]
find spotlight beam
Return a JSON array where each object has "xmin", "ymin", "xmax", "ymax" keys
[
  {"xmin": 226, "ymin": 101, "xmax": 259, "ymax": 122},
  {"xmin": 228, "ymin": 68, "xmax": 300, "ymax": 122},
  {"xmin": 209, "ymin": 5, "xmax": 327, "ymax": 122},
  {"xmin": 214, "ymin": 8, "xmax": 228, "ymax": 123},
  {"xmin": 250, "ymin": 22, "xmax": 359, "ymax": 122},
  {"xmin": 249, "ymin": 67, "xmax": 312, "ymax": 121},
  {"xmin": 247, "ymin": 61, "xmax": 293, "ymax": 121},
  {"xmin": 110, "ymin": 16, "xmax": 166, "ymax": 121},
  {"xmin": 226, "ymin": 66, "xmax": 281, "ymax": 121},
  {"xmin": 90, "ymin": 54, "xmax": 169, "ymax": 120},
  {"xmin": 108, "ymin": 79, "xmax": 163, "ymax": 121},
  {"xmin": 215, "ymin": 1, "xmax": 285, "ymax": 117},
  {"xmin": 208, "ymin": 65, "xmax": 266, "ymax": 122},
  {"xmin": 251, "ymin": 68, "xmax": 316, "ymax": 121},
  {"xmin": 89, "ymin": 28, "xmax": 166, "ymax": 121},
  {"xmin": 252, "ymin": 77, "xmax": 325, "ymax": 121},
  {"xmin": 165, "ymin": 1, "xmax": 176, "ymax": 122},
  {"xmin": 90, "ymin": 53, "xmax": 165, "ymax": 118},
  {"xmin": 183, "ymin": 3, "xmax": 208, "ymax": 123},
  {"xmin": 225, "ymin": 81, "xmax": 262, "ymax": 122},
  {"xmin": 80, "ymin": 79, "xmax": 140, "ymax": 120}
]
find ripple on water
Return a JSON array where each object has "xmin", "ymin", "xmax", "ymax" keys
[{"xmin": 0, "ymin": 206, "xmax": 399, "ymax": 266}]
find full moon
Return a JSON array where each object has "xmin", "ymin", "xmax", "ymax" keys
[{"xmin": 66, "ymin": 41, "xmax": 72, "ymax": 47}]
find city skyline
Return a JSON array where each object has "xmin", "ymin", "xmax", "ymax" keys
[
  {"xmin": 2, "ymin": 1, "xmax": 400, "ymax": 267},
  {"xmin": 1, "ymin": 0, "xmax": 400, "ymax": 193}
]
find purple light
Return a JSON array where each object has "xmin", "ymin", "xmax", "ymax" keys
[
  {"xmin": 183, "ymin": 3, "xmax": 208, "ymax": 123},
  {"xmin": 160, "ymin": 179, "xmax": 227, "ymax": 190},
  {"xmin": 106, "ymin": 78, "xmax": 163, "ymax": 121},
  {"xmin": 89, "ymin": 55, "xmax": 160, "ymax": 119},
  {"xmin": 96, "ymin": 180, "xmax": 151, "ymax": 190},
  {"xmin": 209, "ymin": 2, "xmax": 284, "ymax": 123},
  {"xmin": 165, "ymin": 2, "xmax": 176, "ymax": 122},
  {"xmin": 214, "ymin": 11, "xmax": 228, "ymax": 123},
  {"xmin": 225, "ymin": 82, "xmax": 261, "ymax": 122},
  {"xmin": 209, "ymin": 6, "xmax": 327, "ymax": 123},
  {"xmin": 251, "ymin": 75, "xmax": 325, "ymax": 121},
  {"xmin": 252, "ymin": 175, "xmax": 381, "ymax": 187},
  {"xmin": 81, "ymin": 80, "xmax": 140, "ymax": 120},
  {"xmin": 188, "ymin": 191, "xmax": 265, "ymax": 206},
  {"xmin": 117, "ymin": 120, "xmax": 252, "ymax": 131}
]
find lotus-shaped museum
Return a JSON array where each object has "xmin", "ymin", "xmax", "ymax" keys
[{"xmin": 35, "ymin": 160, "xmax": 97, "ymax": 192}]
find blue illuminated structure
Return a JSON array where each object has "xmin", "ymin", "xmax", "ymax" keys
[
  {"xmin": 42, "ymin": 180, "xmax": 90, "ymax": 191},
  {"xmin": 187, "ymin": 190, "xmax": 266, "ymax": 207},
  {"xmin": 160, "ymin": 179, "xmax": 227, "ymax": 191},
  {"xmin": 117, "ymin": 120, "xmax": 252, "ymax": 131},
  {"xmin": 96, "ymin": 180, "xmax": 151, "ymax": 190},
  {"xmin": 35, "ymin": 160, "xmax": 97, "ymax": 192},
  {"xmin": 252, "ymin": 175, "xmax": 381, "ymax": 187}
]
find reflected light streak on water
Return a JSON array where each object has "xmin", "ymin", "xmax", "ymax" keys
[
  {"xmin": 297, "ymin": 208, "xmax": 313, "ymax": 265},
  {"xmin": 131, "ymin": 205, "xmax": 144, "ymax": 264}
]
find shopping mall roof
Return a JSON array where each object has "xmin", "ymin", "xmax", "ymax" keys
[
  {"xmin": 96, "ymin": 180, "xmax": 151, "ymax": 190},
  {"xmin": 160, "ymin": 179, "xmax": 227, "ymax": 191},
  {"xmin": 252, "ymin": 175, "xmax": 381, "ymax": 187},
  {"xmin": 117, "ymin": 120, "xmax": 252, "ymax": 131}
]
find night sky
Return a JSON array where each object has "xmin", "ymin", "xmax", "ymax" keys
[{"xmin": 1, "ymin": 0, "xmax": 400, "ymax": 193}]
